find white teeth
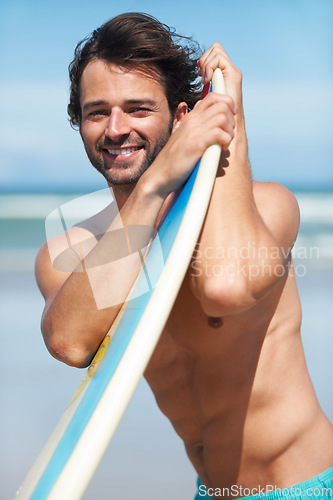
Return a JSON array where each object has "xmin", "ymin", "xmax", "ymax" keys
[{"xmin": 107, "ymin": 147, "xmax": 140, "ymax": 155}]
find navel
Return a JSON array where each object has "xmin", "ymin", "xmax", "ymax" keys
[{"xmin": 208, "ymin": 316, "xmax": 223, "ymax": 329}]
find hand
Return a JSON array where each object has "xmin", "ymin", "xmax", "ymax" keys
[
  {"xmin": 142, "ymin": 90, "xmax": 236, "ymax": 198},
  {"xmin": 198, "ymin": 43, "xmax": 243, "ymax": 112}
]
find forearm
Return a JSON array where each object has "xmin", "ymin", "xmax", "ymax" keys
[{"xmin": 42, "ymin": 178, "xmax": 166, "ymax": 367}]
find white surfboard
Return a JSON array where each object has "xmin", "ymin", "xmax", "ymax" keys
[{"xmin": 15, "ymin": 68, "xmax": 226, "ymax": 500}]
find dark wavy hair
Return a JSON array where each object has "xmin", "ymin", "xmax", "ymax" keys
[{"xmin": 67, "ymin": 12, "xmax": 202, "ymax": 128}]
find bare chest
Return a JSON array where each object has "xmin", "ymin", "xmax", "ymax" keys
[
  {"xmin": 147, "ymin": 271, "xmax": 275, "ymax": 364},
  {"xmin": 144, "ymin": 272, "xmax": 279, "ymax": 420}
]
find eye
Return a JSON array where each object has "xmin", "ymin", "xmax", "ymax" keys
[
  {"xmin": 129, "ymin": 107, "xmax": 152, "ymax": 117},
  {"xmin": 83, "ymin": 109, "xmax": 109, "ymax": 121},
  {"xmin": 89, "ymin": 109, "xmax": 108, "ymax": 117}
]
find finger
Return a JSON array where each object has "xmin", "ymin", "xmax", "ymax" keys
[
  {"xmin": 208, "ymin": 110, "xmax": 236, "ymax": 138},
  {"xmin": 203, "ymin": 104, "xmax": 236, "ymax": 132},
  {"xmin": 198, "ymin": 46, "xmax": 216, "ymax": 76},
  {"xmin": 198, "ymin": 44, "xmax": 231, "ymax": 83},
  {"xmin": 201, "ymin": 54, "xmax": 229, "ymax": 84},
  {"xmin": 198, "ymin": 47, "xmax": 216, "ymax": 78},
  {"xmin": 194, "ymin": 93, "xmax": 236, "ymax": 115},
  {"xmin": 207, "ymin": 127, "xmax": 235, "ymax": 151},
  {"xmin": 190, "ymin": 102, "xmax": 236, "ymax": 139},
  {"xmin": 199, "ymin": 43, "xmax": 228, "ymax": 69}
]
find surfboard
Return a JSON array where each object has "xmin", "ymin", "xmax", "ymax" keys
[{"xmin": 15, "ymin": 68, "xmax": 226, "ymax": 500}]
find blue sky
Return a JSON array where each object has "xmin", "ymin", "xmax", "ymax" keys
[{"xmin": 0, "ymin": 0, "xmax": 332, "ymax": 192}]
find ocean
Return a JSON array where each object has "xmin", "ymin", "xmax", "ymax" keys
[{"xmin": 1, "ymin": 191, "xmax": 332, "ymax": 499}]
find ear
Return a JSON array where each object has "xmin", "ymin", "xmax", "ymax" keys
[{"xmin": 172, "ymin": 102, "xmax": 188, "ymax": 132}]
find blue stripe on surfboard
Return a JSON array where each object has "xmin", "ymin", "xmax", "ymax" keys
[{"xmin": 31, "ymin": 160, "xmax": 200, "ymax": 499}]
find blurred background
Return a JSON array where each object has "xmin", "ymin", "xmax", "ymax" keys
[{"xmin": 1, "ymin": 0, "xmax": 332, "ymax": 498}]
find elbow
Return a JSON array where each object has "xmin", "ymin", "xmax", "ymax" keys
[
  {"xmin": 199, "ymin": 276, "xmax": 256, "ymax": 317},
  {"xmin": 42, "ymin": 324, "xmax": 93, "ymax": 368},
  {"xmin": 48, "ymin": 336, "xmax": 93, "ymax": 368},
  {"xmin": 195, "ymin": 255, "xmax": 284, "ymax": 317}
]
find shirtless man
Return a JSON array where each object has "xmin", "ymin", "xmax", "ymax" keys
[{"xmin": 35, "ymin": 12, "xmax": 333, "ymax": 499}]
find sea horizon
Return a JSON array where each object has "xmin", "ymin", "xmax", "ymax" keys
[{"xmin": 1, "ymin": 183, "xmax": 333, "ymax": 196}]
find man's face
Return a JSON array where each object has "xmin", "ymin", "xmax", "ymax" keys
[{"xmin": 79, "ymin": 60, "xmax": 175, "ymax": 186}]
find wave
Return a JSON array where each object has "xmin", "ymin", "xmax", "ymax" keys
[{"xmin": 1, "ymin": 192, "xmax": 332, "ymax": 271}]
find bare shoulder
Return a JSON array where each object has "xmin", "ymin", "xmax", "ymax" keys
[
  {"xmin": 253, "ymin": 180, "xmax": 300, "ymax": 219},
  {"xmin": 35, "ymin": 200, "xmax": 118, "ymax": 303},
  {"xmin": 252, "ymin": 180, "xmax": 300, "ymax": 253},
  {"xmin": 35, "ymin": 225, "xmax": 95, "ymax": 302}
]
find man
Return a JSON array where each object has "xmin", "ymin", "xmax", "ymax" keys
[{"xmin": 35, "ymin": 12, "xmax": 333, "ymax": 499}]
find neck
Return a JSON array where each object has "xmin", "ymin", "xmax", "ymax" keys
[{"xmin": 108, "ymin": 182, "xmax": 136, "ymax": 210}]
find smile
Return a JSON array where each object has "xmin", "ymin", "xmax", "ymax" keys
[{"xmin": 107, "ymin": 146, "xmax": 142, "ymax": 156}]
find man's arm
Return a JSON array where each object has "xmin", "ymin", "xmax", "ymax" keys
[
  {"xmin": 190, "ymin": 44, "xmax": 300, "ymax": 316},
  {"xmin": 35, "ymin": 187, "xmax": 166, "ymax": 367},
  {"xmin": 36, "ymin": 50, "xmax": 237, "ymax": 368}
]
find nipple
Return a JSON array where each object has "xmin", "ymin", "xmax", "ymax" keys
[{"xmin": 208, "ymin": 316, "xmax": 223, "ymax": 329}]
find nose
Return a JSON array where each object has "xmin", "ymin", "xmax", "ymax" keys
[{"xmin": 105, "ymin": 108, "xmax": 131, "ymax": 141}]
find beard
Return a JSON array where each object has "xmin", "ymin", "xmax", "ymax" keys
[{"xmin": 82, "ymin": 121, "xmax": 173, "ymax": 186}]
